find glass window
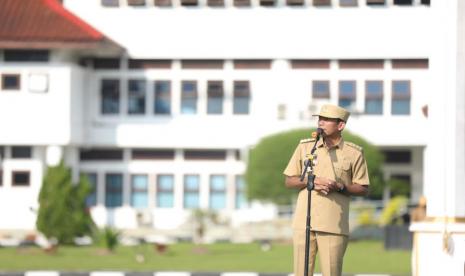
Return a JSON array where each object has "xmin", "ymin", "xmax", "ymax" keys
[
  {"xmin": 340, "ymin": 0, "xmax": 357, "ymax": 6},
  {"xmin": 154, "ymin": 81, "xmax": 171, "ymax": 115},
  {"xmin": 235, "ymin": 175, "xmax": 247, "ymax": 209},
  {"xmin": 12, "ymin": 171, "xmax": 30, "ymax": 186},
  {"xmin": 184, "ymin": 175, "xmax": 200, "ymax": 209},
  {"xmin": 4, "ymin": 50, "xmax": 49, "ymax": 62},
  {"xmin": 312, "ymin": 81, "xmax": 330, "ymax": 99},
  {"xmin": 181, "ymin": 81, "xmax": 197, "ymax": 114},
  {"xmin": 157, "ymin": 175, "xmax": 174, "ymax": 208},
  {"xmin": 392, "ymin": 81, "xmax": 410, "ymax": 115},
  {"xmin": 101, "ymin": 79, "xmax": 120, "ymax": 115},
  {"xmin": 383, "ymin": 150, "xmax": 412, "ymax": 164},
  {"xmin": 128, "ymin": 80, "xmax": 146, "ymax": 115},
  {"xmin": 105, "ymin": 173, "xmax": 123, "ymax": 208},
  {"xmin": 209, "ymin": 175, "xmax": 226, "ymax": 210},
  {"xmin": 2, "ymin": 74, "xmax": 20, "ymax": 90},
  {"xmin": 85, "ymin": 173, "xmax": 98, "ymax": 207},
  {"xmin": 101, "ymin": 0, "xmax": 120, "ymax": 6},
  {"xmin": 365, "ymin": 81, "xmax": 383, "ymax": 115},
  {"xmin": 338, "ymin": 81, "xmax": 356, "ymax": 109},
  {"xmin": 12, "ymin": 146, "xmax": 32, "ymax": 158},
  {"xmin": 233, "ymin": 81, "xmax": 250, "ymax": 115},
  {"xmin": 207, "ymin": 81, "xmax": 224, "ymax": 114},
  {"xmin": 131, "ymin": 174, "xmax": 148, "ymax": 208}
]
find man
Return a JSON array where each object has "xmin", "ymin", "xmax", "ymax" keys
[{"xmin": 283, "ymin": 104, "xmax": 370, "ymax": 276}]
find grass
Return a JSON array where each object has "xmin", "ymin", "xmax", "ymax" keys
[{"xmin": 0, "ymin": 240, "xmax": 410, "ymax": 275}]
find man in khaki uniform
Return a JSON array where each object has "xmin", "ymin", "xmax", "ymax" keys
[{"xmin": 284, "ymin": 104, "xmax": 370, "ymax": 276}]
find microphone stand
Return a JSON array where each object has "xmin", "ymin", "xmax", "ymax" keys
[{"xmin": 300, "ymin": 133, "xmax": 320, "ymax": 276}]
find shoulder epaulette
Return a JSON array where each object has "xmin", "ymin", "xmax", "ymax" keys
[
  {"xmin": 300, "ymin": 138, "xmax": 315, "ymax": 144},
  {"xmin": 345, "ymin": 141, "xmax": 363, "ymax": 151}
]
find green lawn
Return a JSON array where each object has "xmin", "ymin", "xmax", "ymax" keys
[{"xmin": 0, "ymin": 240, "xmax": 410, "ymax": 275}]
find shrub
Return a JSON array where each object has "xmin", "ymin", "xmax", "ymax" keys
[{"xmin": 36, "ymin": 161, "xmax": 94, "ymax": 245}]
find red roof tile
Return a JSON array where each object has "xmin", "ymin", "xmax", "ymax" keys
[{"xmin": 0, "ymin": 0, "xmax": 121, "ymax": 49}]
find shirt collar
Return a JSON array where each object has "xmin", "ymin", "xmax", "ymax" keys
[{"xmin": 320, "ymin": 137, "xmax": 344, "ymax": 150}]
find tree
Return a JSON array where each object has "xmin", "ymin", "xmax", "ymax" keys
[
  {"xmin": 36, "ymin": 161, "xmax": 94, "ymax": 245},
  {"xmin": 245, "ymin": 128, "xmax": 385, "ymax": 205}
]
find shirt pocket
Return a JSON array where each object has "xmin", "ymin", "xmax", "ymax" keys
[{"xmin": 333, "ymin": 160, "xmax": 352, "ymax": 184}]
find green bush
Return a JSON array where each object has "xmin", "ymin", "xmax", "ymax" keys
[
  {"xmin": 245, "ymin": 128, "xmax": 385, "ymax": 205},
  {"xmin": 36, "ymin": 161, "xmax": 94, "ymax": 245},
  {"xmin": 95, "ymin": 227, "xmax": 120, "ymax": 252},
  {"xmin": 357, "ymin": 208, "xmax": 378, "ymax": 226}
]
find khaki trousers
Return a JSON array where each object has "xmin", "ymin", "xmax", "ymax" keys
[{"xmin": 293, "ymin": 230, "xmax": 348, "ymax": 276}]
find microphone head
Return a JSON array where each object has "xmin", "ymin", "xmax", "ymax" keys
[
  {"xmin": 311, "ymin": 128, "xmax": 324, "ymax": 138},
  {"xmin": 317, "ymin": 128, "xmax": 324, "ymax": 135}
]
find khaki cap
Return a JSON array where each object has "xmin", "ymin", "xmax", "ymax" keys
[{"xmin": 313, "ymin": 104, "xmax": 350, "ymax": 122}]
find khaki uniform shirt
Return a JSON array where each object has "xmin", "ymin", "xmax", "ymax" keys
[{"xmin": 283, "ymin": 138, "xmax": 370, "ymax": 236}]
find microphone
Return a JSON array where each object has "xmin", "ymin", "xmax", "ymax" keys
[{"xmin": 311, "ymin": 128, "xmax": 324, "ymax": 141}]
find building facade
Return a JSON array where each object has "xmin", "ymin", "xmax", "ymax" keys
[{"xmin": 1, "ymin": 0, "xmax": 430, "ymax": 235}]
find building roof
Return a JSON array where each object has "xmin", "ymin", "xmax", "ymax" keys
[{"xmin": 0, "ymin": 0, "xmax": 122, "ymax": 50}]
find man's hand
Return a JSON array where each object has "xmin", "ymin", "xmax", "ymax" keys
[{"xmin": 314, "ymin": 177, "xmax": 343, "ymax": 195}]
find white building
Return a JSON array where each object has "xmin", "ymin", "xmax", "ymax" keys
[{"xmin": 0, "ymin": 0, "xmax": 431, "ymax": 236}]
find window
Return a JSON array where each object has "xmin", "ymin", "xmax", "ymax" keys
[
  {"xmin": 101, "ymin": 0, "xmax": 120, "ymax": 6},
  {"xmin": 131, "ymin": 175, "xmax": 148, "ymax": 208},
  {"xmin": 312, "ymin": 81, "xmax": 330, "ymax": 99},
  {"xmin": 392, "ymin": 81, "xmax": 410, "ymax": 115},
  {"xmin": 154, "ymin": 81, "xmax": 171, "ymax": 115},
  {"xmin": 394, "ymin": 0, "xmax": 412, "ymax": 5},
  {"xmin": 383, "ymin": 150, "xmax": 411, "ymax": 164},
  {"xmin": 313, "ymin": 0, "xmax": 331, "ymax": 6},
  {"xmin": 392, "ymin": 59, "xmax": 428, "ymax": 69},
  {"xmin": 339, "ymin": 60, "xmax": 384, "ymax": 69},
  {"xmin": 207, "ymin": 81, "xmax": 224, "ymax": 114},
  {"xmin": 234, "ymin": 60, "xmax": 272, "ymax": 69},
  {"xmin": 181, "ymin": 60, "xmax": 223, "ymax": 69},
  {"xmin": 80, "ymin": 149, "xmax": 123, "ymax": 161},
  {"xmin": 184, "ymin": 150, "xmax": 227, "ymax": 160},
  {"xmin": 233, "ymin": 81, "xmax": 250, "ymax": 115},
  {"xmin": 131, "ymin": 149, "xmax": 175, "ymax": 160},
  {"xmin": 260, "ymin": 0, "xmax": 275, "ymax": 6},
  {"xmin": 286, "ymin": 0, "xmax": 304, "ymax": 5},
  {"xmin": 157, "ymin": 175, "xmax": 174, "ymax": 208},
  {"xmin": 365, "ymin": 81, "xmax": 383, "ymax": 115},
  {"xmin": 129, "ymin": 59, "xmax": 171, "ymax": 69},
  {"xmin": 180, "ymin": 0, "xmax": 198, "ymax": 6},
  {"xmin": 340, "ymin": 0, "xmax": 357, "ymax": 6},
  {"xmin": 209, "ymin": 175, "xmax": 226, "ymax": 210},
  {"xmin": 154, "ymin": 0, "xmax": 172, "ymax": 6},
  {"xmin": 366, "ymin": 0, "xmax": 385, "ymax": 4},
  {"xmin": 181, "ymin": 81, "xmax": 198, "ymax": 114},
  {"xmin": 93, "ymin": 58, "xmax": 120, "ymax": 69},
  {"xmin": 4, "ymin": 50, "xmax": 49, "ymax": 62},
  {"xmin": 339, "ymin": 81, "xmax": 356, "ymax": 109},
  {"xmin": 235, "ymin": 175, "xmax": 247, "ymax": 209},
  {"xmin": 184, "ymin": 175, "xmax": 200, "ymax": 208},
  {"xmin": 101, "ymin": 79, "xmax": 120, "ymax": 115},
  {"xmin": 2, "ymin": 74, "xmax": 20, "ymax": 90},
  {"xmin": 128, "ymin": 80, "xmax": 146, "ymax": 115},
  {"xmin": 233, "ymin": 0, "xmax": 251, "ymax": 6},
  {"xmin": 12, "ymin": 146, "xmax": 32, "ymax": 159},
  {"xmin": 105, "ymin": 174, "xmax": 123, "ymax": 208},
  {"xmin": 127, "ymin": 0, "xmax": 145, "ymax": 5},
  {"xmin": 84, "ymin": 173, "xmax": 98, "ymax": 207},
  {"xmin": 208, "ymin": 0, "xmax": 225, "ymax": 7},
  {"xmin": 291, "ymin": 60, "xmax": 330, "ymax": 69},
  {"xmin": 12, "ymin": 171, "xmax": 30, "ymax": 186}
]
